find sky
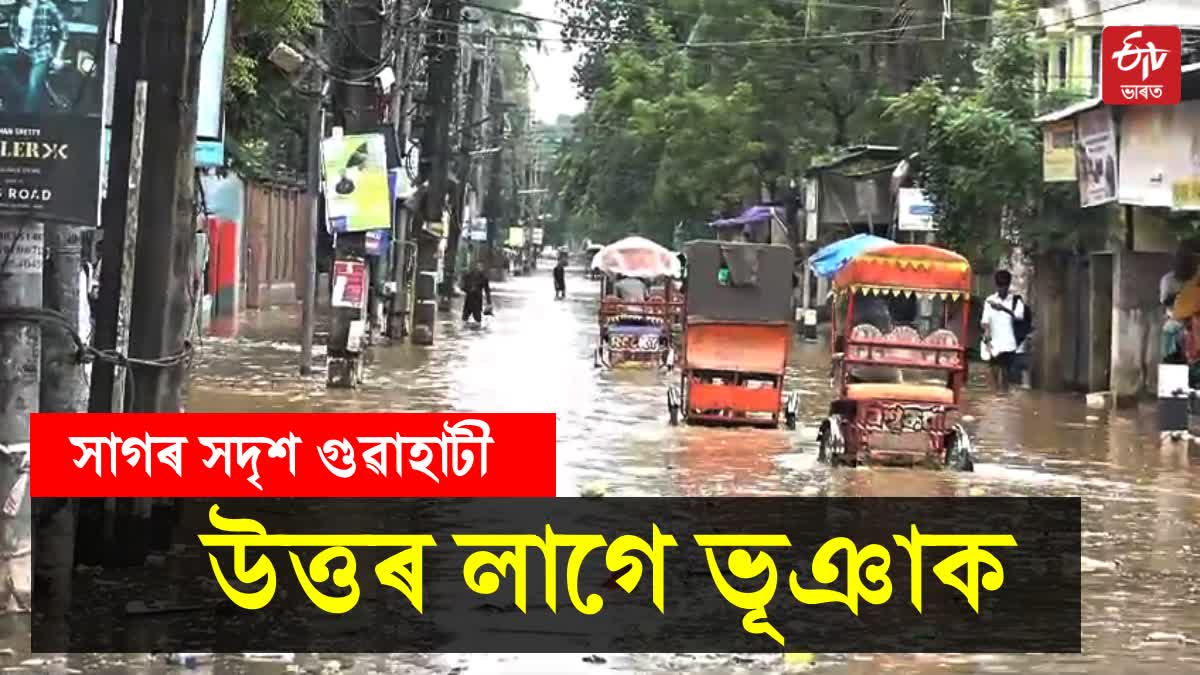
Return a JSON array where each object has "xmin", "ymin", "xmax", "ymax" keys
[{"xmin": 519, "ymin": 0, "xmax": 586, "ymax": 123}]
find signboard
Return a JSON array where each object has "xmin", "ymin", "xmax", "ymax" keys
[
  {"xmin": 507, "ymin": 227, "xmax": 525, "ymax": 247},
  {"xmin": 1173, "ymin": 178, "xmax": 1200, "ymax": 210},
  {"xmin": 1076, "ymin": 108, "xmax": 1118, "ymax": 208},
  {"xmin": 331, "ymin": 259, "xmax": 367, "ymax": 309},
  {"xmin": 897, "ymin": 188, "xmax": 937, "ymax": 231},
  {"xmin": 532, "ymin": 227, "xmax": 544, "ymax": 246},
  {"xmin": 322, "ymin": 133, "xmax": 390, "ymax": 232},
  {"xmin": 1120, "ymin": 100, "xmax": 1200, "ymax": 208},
  {"xmin": 467, "ymin": 218, "xmax": 488, "ymax": 242},
  {"xmin": 0, "ymin": 0, "xmax": 109, "ymax": 225},
  {"xmin": 1043, "ymin": 120, "xmax": 1076, "ymax": 182},
  {"xmin": 804, "ymin": 177, "xmax": 818, "ymax": 242},
  {"xmin": 195, "ymin": 0, "xmax": 228, "ymax": 166}
]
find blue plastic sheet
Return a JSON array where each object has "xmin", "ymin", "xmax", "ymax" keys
[{"xmin": 809, "ymin": 234, "xmax": 893, "ymax": 278}]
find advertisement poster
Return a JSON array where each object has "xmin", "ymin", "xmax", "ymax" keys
[
  {"xmin": 0, "ymin": 0, "xmax": 109, "ymax": 224},
  {"xmin": 195, "ymin": 0, "xmax": 228, "ymax": 167},
  {"xmin": 1076, "ymin": 108, "xmax": 1118, "ymax": 208},
  {"xmin": 331, "ymin": 259, "xmax": 366, "ymax": 309},
  {"xmin": 532, "ymin": 227, "xmax": 544, "ymax": 246},
  {"xmin": 897, "ymin": 188, "xmax": 936, "ymax": 231},
  {"xmin": 507, "ymin": 226, "xmax": 525, "ymax": 248},
  {"xmin": 1043, "ymin": 120, "xmax": 1076, "ymax": 182},
  {"xmin": 322, "ymin": 133, "xmax": 390, "ymax": 233},
  {"xmin": 1118, "ymin": 101, "xmax": 1200, "ymax": 210}
]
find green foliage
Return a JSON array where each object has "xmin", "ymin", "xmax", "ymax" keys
[
  {"xmin": 552, "ymin": 0, "xmax": 997, "ymax": 246},
  {"xmin": 226, "ymin": 0, "xmax": 321, "ymax": 180},
  {"xmin": 885, "ymin": 0, "xmax": 1096, "ymax": 260}
]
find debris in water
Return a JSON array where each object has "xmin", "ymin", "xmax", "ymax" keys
[
  {"xmin": 785, "ymin": 652, "xmax": 816, "ymax": 667},
  {"xmin": 582, "ymin": 655, "xmax": 607, "ymax": 664},
  {"xmin": 1144, "ymin": 631, "xmax": 1200, "ymax": 645},
  {"xmin": 166, "ymin": 653, "xmax": 212, "ymax": 668},
  {"xmin": 243, "ymin": 653, "xmax": 295, "ymax": 663},
  {"xmin": 581, "ymin": 481, "xmax": 608, "ymax": 498},
  {"xmin": 1086, "ymin": 392, "xmax": 1109, "ymax": 410},
  {"xmin": 1080, "ymin": 556, "xmax": 1120, "ymax": 573}
]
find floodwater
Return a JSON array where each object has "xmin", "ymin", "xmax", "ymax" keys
[{"xmin": 9, "ymin": 265, "xmax": 1200, "ymax": 673}]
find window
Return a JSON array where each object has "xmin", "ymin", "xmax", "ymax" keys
[
  {"xmin": 1057, "ymin": 44, "xmax": 1069, "ymax": 88},
  {"xmin": 1090, "ymin": 35, "xmax": 1101, "ymax": 94}
]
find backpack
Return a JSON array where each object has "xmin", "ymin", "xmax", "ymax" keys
[{"xmin": 1012, "ymin": 295, "xmax": 1033, "ymax": 345}]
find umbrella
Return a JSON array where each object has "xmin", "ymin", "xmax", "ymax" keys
[
  {"xmin": 809, "ymin": 234, "xmax": 894, "ymax": 279},
  {"xmin": 590, "ymin": 236, "xmax": 682, "ymax": 279}
]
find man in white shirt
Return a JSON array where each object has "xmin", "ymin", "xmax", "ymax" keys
[{"xmin": 981, "ymin": 269, "xmax": 1026, "ymax": 393}]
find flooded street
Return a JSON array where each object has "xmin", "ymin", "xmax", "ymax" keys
[{"xmin": 17, "ymin": 267, "xmax": 1199, "ymax": 673}]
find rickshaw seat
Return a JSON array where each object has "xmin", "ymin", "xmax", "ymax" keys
[{"xmin": 845, "ymin": 383, "xmax": 955, "ymax": 405}]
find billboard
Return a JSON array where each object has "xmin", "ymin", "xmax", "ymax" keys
[
  {"xmin": 1076, "ymin": 108, "xmax": 1118, "ymax": 208},
  {"xmin": 1118, "ymin": 100, "xmax": 1200, "ymax": 210},
  {"xmin": 195, "ymin": 0, "xmax": 228, "ymax": 167},
  {"xmin": 1042, "ymin": 120, "xmax": 1076, "ymax": 183},
  {"xmin": 322, "ymin": 132, "xmax": 390, "ymax": 233},
  {"xmin": 0, "ymin": 0, "xmax": 110, "ymax": 225}
]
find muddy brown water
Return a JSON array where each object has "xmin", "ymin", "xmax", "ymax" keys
[{"xmin": 5, "ymin": 267, "xmax": 1200, "ymax": 673}]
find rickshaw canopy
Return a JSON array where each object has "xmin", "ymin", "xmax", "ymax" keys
[
  {"xmin": 832, "ymin": 244, "xmax": 972, "ymax": 299},
  {"xmin": 683, "ymin": 240, "xmax": 794, "ymax": 323},
  {"xmin": 591, "ymin": 236, "xmax": 682, "ymax": 279},
  {"xmin": 810, "ymin": 234, "xmax": 894, "ymax": 278}
]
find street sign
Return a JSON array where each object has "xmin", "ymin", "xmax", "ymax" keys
[{"xmin": 897, "ymin": 188, "xmax": 937, "ymax": 231}]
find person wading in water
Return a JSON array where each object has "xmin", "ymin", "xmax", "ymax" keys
[
  {"xmin": 553, "ymin": 259, "xmax": 566, "ymax": 300},
  {"xmin": 460, "ymin": 261, "xmax": 493, "ymax": 324}
]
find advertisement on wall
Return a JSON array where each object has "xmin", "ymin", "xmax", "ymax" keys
[
  {"xmin": 1119, "ymin": 100, "xmax": 1200, "ymax": 210},
  {"xmin": 331, "ymin": 259, "xmax": 367, "ymax": 310},
  {"xmin": 1043, "ymin": 120, "xmax": 1076, "ymax": 183},
  {"xmin": 0, "ymin": 0, "xmax": 109, "ymax": 225},
  {"xmin": 322, "ymin": 133, "xmax": 390, "ymax": 233},
  {"xmin": 1076, "ymin": 107, "xmax": 1118, "ymax": 208}
]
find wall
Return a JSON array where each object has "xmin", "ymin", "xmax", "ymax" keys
[
  {"xmin": 243, "ymin": 182, "xmax": 309, "ymax": 309},
  {"xmin": 200, "ymin": 173, "xmax": 244, "ymax": 325},
  {"xmin": 1111, "ymin": 249, "xmax": 1170, "ymax": 404}
]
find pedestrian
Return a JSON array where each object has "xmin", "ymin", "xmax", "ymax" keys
[
  {"xmin": 1161, "ymin": 248, "xmax": 1196, "ymax": 364},
  {"xmin": 460, "ymin": 260, "xmax": 492, "ymax": 324},
  {"xmin": 553, "ymin": 259, "xmax": 566, "ymax": 300},
  {"xmin": 981, "ymin": 269, "xmax": 1026, "ymax": 393}
]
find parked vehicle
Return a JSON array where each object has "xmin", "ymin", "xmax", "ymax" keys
[
  {"xmin": 817, "ymin": 243, "xmax": 975, "ymax": 470},
  {"xmin": 666, "ymin": 240, "xmax": 799, "ymax": 428}
]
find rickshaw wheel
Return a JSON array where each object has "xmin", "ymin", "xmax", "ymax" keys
[{"xmin": 944, "ymin": 424, "xmax": 975, "ymax": 472}]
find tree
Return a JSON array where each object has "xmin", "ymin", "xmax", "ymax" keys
[
  {"xmin": 885, "ymin": 0, "xmax": 1061, "ymax": 262},
  {"xmin": 225, "ymin": 0, "xmax": 321, "ymax": 180}
]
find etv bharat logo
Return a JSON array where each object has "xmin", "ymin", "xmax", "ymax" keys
[{"xmin": 1102, "ymin": 26, "xmax": 1181, "ymax": 105}]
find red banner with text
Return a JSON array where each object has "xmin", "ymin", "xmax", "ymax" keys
[{"xmin": 30, "ymin": 413, "xmax": 555, "ymax": 498}]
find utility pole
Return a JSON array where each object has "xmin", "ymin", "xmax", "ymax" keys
[
  {"xmin": 0, "ymin": 214, "xmax": 41, "ymax": 613},
  {"xmin": 389, "ymin": 0, "xmax": 416, "ymax": 340},
  {"xmin": 109, "ymin": 0, "xmax": 206, "ymax": 567},
  {"xmin": 440, "ymin": 36, "xmax": 482, "ymax": 310},
  {"xmin": 413, "ymin": 0, "xmax": 462, "ymax": 344},
  {"xmin": 326, "ymin": 0, "xmax": 383, "ymax": 386},
  {"xmin": 300, "ymin": 26, "xmax": 324, "ymax": 376}
]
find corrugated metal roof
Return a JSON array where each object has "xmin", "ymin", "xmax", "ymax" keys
[{"xmin": 1033, "ymin": 97, "xmax": 1103, "ymax": 124}]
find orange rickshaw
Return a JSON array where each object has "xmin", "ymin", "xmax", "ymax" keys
[
  {"xmin": 666, "ymin": 240, "xmax": 800, "ymax": 428},
  {"xmin": 819, "ymin": 244, "xmax": 975, "ymax": 470}
]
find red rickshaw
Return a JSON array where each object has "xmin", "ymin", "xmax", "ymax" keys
[{"xmin": 819, "ymin": 244, "xmax": 975, "ymax": 470}]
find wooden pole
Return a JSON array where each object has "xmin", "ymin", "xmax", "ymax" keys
[{"xmin": 300, "ymin": 28, "xmax": 323, "ymax": 376}]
